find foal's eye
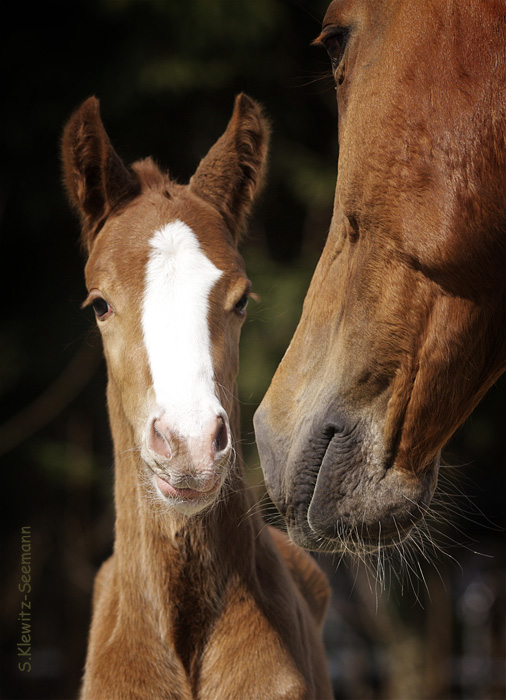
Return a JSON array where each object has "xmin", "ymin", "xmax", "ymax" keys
[
  {"xmin": 91, "ymin": 297, "xmax": 111, "ymax": 320},
  {"xmin": 234, "ymin": 293, "xmax": 249, "ymax": 316},
  {"xmin": 323, "ymin": 27, "xmax": 350, "ymax": 69}
]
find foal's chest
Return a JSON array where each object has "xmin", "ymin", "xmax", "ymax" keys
[{"xmin": 196, "ymin": 589, "xmax": 310, "ymax": 700}]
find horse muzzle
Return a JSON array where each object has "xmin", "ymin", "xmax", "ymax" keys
[
  {"xmin": 255, "ymin": 403, "xmax": 439, "ymax": 553},
  {"xmin": 142, "ymin": 408, "xmax": 232, "ymax": 511}
]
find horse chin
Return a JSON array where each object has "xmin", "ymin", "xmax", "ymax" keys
[{"xmin": 283, "ymin": 521, "xmax": 412, "ymax": 556}]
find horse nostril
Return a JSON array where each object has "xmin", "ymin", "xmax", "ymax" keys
[
  {"xmin": 150, "ymin": 418, "xmax": 173, "ymax": 459},
  {"xmin": 213, "ymin": 416, "xmax": 229, "ymax": 455}
]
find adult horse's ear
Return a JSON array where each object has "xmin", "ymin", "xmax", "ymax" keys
[
  {"xmin": 190, "ymin": 93, "xmax": 270, "ymax": 241},
  {"xmin": 61, "ymin": 97, "xmax": 140, "ymax": 252}
]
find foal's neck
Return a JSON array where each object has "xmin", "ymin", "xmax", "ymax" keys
[{"xmin": 108, "ymin": 384, "xmax": 258, "ymax": 594}]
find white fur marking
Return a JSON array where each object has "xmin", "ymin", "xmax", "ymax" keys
[{"xmin": 142, "ymin": 220, "xmax": 223, "ymax": 438}]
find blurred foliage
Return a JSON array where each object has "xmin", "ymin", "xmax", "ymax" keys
[{"xmin": 1, "ymin": 1, "xmax": 504, "ymax": 699}]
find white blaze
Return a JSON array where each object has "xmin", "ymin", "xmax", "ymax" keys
[{"xmin": 142, "ymin": 219, "xmax": 223, "ymax": 438}]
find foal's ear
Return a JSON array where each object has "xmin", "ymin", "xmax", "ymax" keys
[
  {"xmin": 61, "ymin": 97, "xmax": 140, "ymax": 252},
  {"xmin": 190, "ymin": 93, "xmax": 270, "ymax": 241}
]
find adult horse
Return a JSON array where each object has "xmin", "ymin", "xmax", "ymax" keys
[{"xmin": 255, "ymin": 0, "xmax": 506, "ymax": 554}]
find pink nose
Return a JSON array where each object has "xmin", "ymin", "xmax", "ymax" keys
[{"xmin": 149, "ymin": 413, "xmax": 230, "ymax": 462}]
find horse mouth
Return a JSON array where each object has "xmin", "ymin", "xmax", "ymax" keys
[
  {"xmin": 144, "ymin": 460, "xmax": 225, "ymax": 513},
  {"xmin": 284, "ymin": 503, "xmax": 425, "ymax": 555},
  {"xmin": 257, "ymin": 408, "xmax": 439, "ymax": 554},
  {"xmin": 154, "ymin": 473, "xmax": 221, "ymax": 501}
]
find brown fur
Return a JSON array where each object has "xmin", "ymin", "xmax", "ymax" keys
[
  {"xmin": 254, "ymin": 0, "xmax": 506, "ymax": 553},
  {"xmin": 61, "ymin": 95, "xmax": 332, "ymax": 699}
]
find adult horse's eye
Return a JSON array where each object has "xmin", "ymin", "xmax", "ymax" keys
[
  {"xmin": 234, "ymin": 293, "xmax": 249, "ymax": 316},
  {"xmin": 92, "ymin": 297, "xmax": 111, "ymax": 320},
  {"xmin": 323, "ymin": 27, "xmax": 350, "ymax": 69}
]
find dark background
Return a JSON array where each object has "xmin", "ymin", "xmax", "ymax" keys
[{"xmin": 1, "ymin": 1, "xmax": 504, "ymax": 698}]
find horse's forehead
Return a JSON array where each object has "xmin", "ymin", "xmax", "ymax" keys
[
  {"xmin": 325, "ymin": 0, "xmax": 505, "ymax": 58},
  {"xmin": 336, "ymin": 0, "xmax": 506, "ymax": 155},
  {"xmin": 86, "ymin": 191, "xmax": 237, "ymax": 287},
  {"xmin": 85, "ymin": 200, "xmax": 163, "ymax": 286},
  {"xmin": 322, "ymin": 0, "xmax": 369, "ymax": 28}
]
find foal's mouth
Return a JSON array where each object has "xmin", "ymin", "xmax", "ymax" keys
[
  {"xmin": 153, "ymin": 471, "xmax": 221, "ymax": 501},
  {"xmin": 141, "ymin": 438, "xmax": 231, "ymax": 502}
]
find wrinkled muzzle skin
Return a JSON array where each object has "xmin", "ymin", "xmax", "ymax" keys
[{"xmin": 254, "ymin": 0, "xmax": 506, "ymax": 553}]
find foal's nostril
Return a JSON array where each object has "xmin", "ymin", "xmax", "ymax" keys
[
  {"xmin": 150, "ymin": 418, "xmax": 173, "ymax": 458},
  {"xmin": 212, "ymin": 416, "xmax": 229, "ymax": 455}
]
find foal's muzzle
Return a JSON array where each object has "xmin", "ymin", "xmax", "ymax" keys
[
  {"xmin": 149, "ymin": 412, "xmax": 230, "ymax": 465},
  {"xmin": 142, "ymin": 407, "xmax": 232, "ymax": 506}
]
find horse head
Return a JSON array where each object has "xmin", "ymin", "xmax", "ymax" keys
[
  {"xmin": 255, "ymin": 0, "xmax": 506, "ymax": 553},
  {"xmin": 62, "ymin": 94, "xmax": 268, "ymax": 515}
]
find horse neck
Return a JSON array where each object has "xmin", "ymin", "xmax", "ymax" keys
[{"xmin": 106, "ymin": 380, "xmax": 260, "ymax": 607}]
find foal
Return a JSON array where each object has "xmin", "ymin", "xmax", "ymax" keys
[{"xmin": 62, "ymin": 95, "xmax": 332, "ymax": 700}]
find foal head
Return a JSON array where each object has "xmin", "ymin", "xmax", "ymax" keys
[{"xmin": 62, "ymin": 95, "xmax": 268, "ymax": 515}]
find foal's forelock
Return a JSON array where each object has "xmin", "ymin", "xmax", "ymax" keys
[{"xmin": 142, "ymin": 219, "xmax": 224, "ymax": 437}]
